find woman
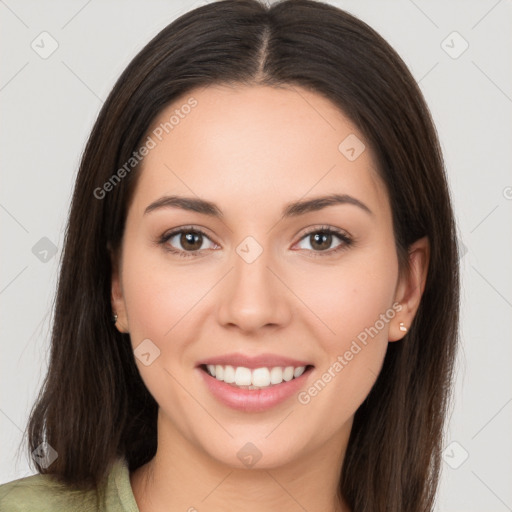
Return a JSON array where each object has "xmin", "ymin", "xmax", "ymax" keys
[{"xmin": 0, "ymin": 0, "xmax": 460, "ymax": 510}]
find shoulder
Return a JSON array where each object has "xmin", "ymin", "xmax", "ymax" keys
[
  {"xmin": 0, "ymin": 472, "xmax": 97, "ymax": 511},
  {"xmin": 0, "ymin": 457, "xmax": 138, "ymax": 512}
]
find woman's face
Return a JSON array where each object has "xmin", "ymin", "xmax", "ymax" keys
[{"xmin": 112, "ymin": 84, "xmax": 422, "ymax": 469}]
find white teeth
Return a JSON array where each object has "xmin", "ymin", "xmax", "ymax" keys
[
  {"xmin": 207, "ymin": 364, "xmax": 307, "ymax": 388},
  {"xmin": 283, "ymin": 366, "xmax": 294, "ymax": 382},
  {"xmin": 270, "ymin": 367, "xmax": 283, "ymax": 384},
  {"xmin": 234, "ymin": 366, "xmax": 252, "ymax": 386},
  {"xmin": 293, "ymin": 366, "xmax": 305, "ymax": 378},
  {"xmin": 223, "ymin": 365, "xmax": 235, "ymax": 383},
  {"xmin": 252, "ymin": 368, "xmax": 270, "ymax": 387}
]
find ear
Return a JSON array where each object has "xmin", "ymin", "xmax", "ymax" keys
[
  {"xmin": 109, "ymin": 244, "xmax": 129, "ymax": 334},
  {"xmin": 389, "ymin": 236, "xmax": 430, "ymax": 341}
]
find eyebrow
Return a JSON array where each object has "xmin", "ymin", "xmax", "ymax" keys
[{"xmin": 144, "ymin": 193, "xmax": 373, "ymax": 218}]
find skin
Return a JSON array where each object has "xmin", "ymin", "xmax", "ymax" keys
[{"xmin": 111, "ymin": 84, "xmax": 429, "ymax": 512}]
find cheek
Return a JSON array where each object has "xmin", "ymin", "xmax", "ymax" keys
[
  {"xmin": 292, "ymin": 267, "xmax": 397, "ymax": 434},
  {"xmin": 291, "ymin": 254, "xmax": 398, "ymax": 348},
  {"xmin": 121, "ymin": 246, "xmax": 210, "ymax": 342},
  {"xmin": 120, "ymin": 247, "xmax": 207, "ymax": 408},
  {"xmin": 293, "ymin": 248, "xmax": 398, "ymax": 415}
]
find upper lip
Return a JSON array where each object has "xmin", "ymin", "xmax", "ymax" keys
[{"xmin": 196, "ymin": 353, "xmax": 313, "ymax": 370}]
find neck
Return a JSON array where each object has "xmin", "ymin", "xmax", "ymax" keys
[{"xmin": 130, "ymin": 410, "xmax": 352, "ymax": 512}]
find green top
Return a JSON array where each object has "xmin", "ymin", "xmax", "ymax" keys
[{"xmin": 0, "ymin": 457, "xmax": 139, "ymax": 511}]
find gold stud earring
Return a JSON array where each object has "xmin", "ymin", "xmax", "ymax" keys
[{"xmin": 399, "ymin": 322, "xmax": 407, "ymax": 332}]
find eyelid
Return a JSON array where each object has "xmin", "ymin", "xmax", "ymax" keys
[
  {"xmin": 296, "ymin": 224, "xmax": 351, "ymax": 241},
  {"xmin": 160, "ymin": 224, "xmax": 214, "ymax": 241}
]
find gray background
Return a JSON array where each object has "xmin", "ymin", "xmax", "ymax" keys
[{"xmin": 1, "ymin": 0, "xmax": 511, "ymax": 510}]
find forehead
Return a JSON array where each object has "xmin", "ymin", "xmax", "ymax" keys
[{"xmin": 133, "ymin": 84, "xmax": 389, "ymax": 220}]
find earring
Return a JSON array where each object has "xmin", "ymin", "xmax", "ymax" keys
[
  {"xmin": 399, "ymin": 322, "xmax": 407, "ymax": 333},
  {"xmin": 112, "ymin": 313, "xmax": 118, "ymax": 323}
]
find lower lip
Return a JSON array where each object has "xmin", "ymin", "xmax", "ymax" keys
[{"xmin": 197, "ymin": 366, "xmax": 313, "ymax": 413}]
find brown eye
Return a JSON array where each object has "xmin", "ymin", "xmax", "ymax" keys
[
  {"xmin": 309, "ymin": 232, "xmax": 333, "ymax": 251},
  {"xmin": 179, "ymin": 231, "xmax": 203, "ymax": 251},
  {"xmin": 161, "ymin": 228, "xmax": 217, "ymax": 257},
  {"xmin": 295, "ymin": 227, "xmax": 353, "ymax": 256}
]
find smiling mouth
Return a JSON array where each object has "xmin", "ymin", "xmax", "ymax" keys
[{"xmin": 200, "ymin": 364, "xmax": 314, "ymax": 390}]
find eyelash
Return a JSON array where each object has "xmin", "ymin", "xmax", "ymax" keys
[{"xmin": 157, "ymin": 225, "xmax": 354, "ymax": 259}]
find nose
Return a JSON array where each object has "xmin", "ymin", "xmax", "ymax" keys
[{"xmin": 216, "ymin": 239, "xmax": 293, "ymax": 334}]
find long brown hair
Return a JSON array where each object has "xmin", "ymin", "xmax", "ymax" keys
[{"xmin": 24, "ymin": 1, "xmax": 460, "ymax": 510}]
